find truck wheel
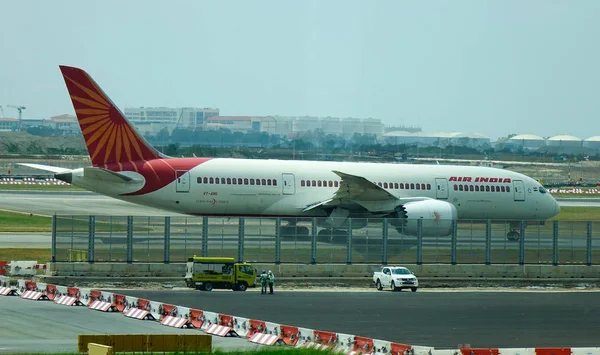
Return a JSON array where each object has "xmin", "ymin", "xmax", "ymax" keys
[
  {"xmin": 391, "ymin": 281, "xmax": 397, "ymax": 292},
  {"xmin": 238, "ymin": 283, "xmax": 248, "ymax": 292},
  {"xmin": 204, "ymin": 283, "xmax": 213, "ymax": 291},
  {"xmin": 411, "ymin": 287, "xmax": 418, "ymax": 292},
  {"xmin": 376, "ymin": 280, "xmax": 383, "ymax": 291}
]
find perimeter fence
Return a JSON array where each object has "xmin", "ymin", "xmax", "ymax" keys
[{"xmin": 52, "ymin": 215, "xmax": 599, "ymax": 265}]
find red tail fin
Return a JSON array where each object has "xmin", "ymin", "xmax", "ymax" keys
[{"xmin": 59, "ymin": 65, "xmax": 161, "ymax": 166}]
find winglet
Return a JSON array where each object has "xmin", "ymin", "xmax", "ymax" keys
[{"xmin": 59, "ymin": 65, "xmax": 164, "ymax": 166}]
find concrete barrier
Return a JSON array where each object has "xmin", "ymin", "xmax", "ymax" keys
[{"xmin": 46, "ymin": 262, "xmax": 600, "ymax": 279}]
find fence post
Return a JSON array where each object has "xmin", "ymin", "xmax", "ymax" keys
[
  {"xmin": 238, "ymin": 217, "xmax": 245, "ymax": 262},
  {"xmin": 164, "ymin": 217, "xmax": 171, "ymax": 264},
  {"xmin": 51, "ymin": 215, "xmax": 57, "ymax": 263},
  {"xmin": 346, "ymin": 218, "xmax": 353, "ymax": 265},
  {"xmin": 417, "ymin": 219, "xmax": 423, "ymax": 265},
  {"xmin": 587, "ymin": 221, "xmax": 592, "ymax": 266},
  {"xmin": 552, "ymin": 220, "xmax": 559, "ymax": 266},
  {"xmin": 485, "ymin": 219, "xmax": 492, "ymax": 265},
  {"xmin": 311, "ymin": 218, "xmax": 317, "ymax": 264},
  {"xmin": 88, "ymin": 215, "xmax": 95, "ymax": 264},
  {"xmin": 451, "ymin": 220, "xmax": 457, "ymax": 265},
  {"xmin": 518, "ymin": 220, "xmax": 525, "ymax": 265},
  {"xmin": 382, "ymin": 218, "xmax": 388, "ymax": 265},
  {"xmin": 126, "ymin": 216, "xmax": 133, "ymax": 264},
  {"xmin": 275, "ymin": 218, "xmax": 281, "ymax": 265},
  {"xmin": 201, "ymin": 216, "xmax": 208, "ymax": 257}
]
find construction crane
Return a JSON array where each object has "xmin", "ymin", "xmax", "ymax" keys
[
  {"xmin": 7, "ymin": 105, "xmax": 26, "ymax": 120},
  {"xmin": 0, "ymin": 105, "xmax": 5, "ymax": 117}
]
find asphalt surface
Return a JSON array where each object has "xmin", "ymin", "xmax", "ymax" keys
[
  {"xmin": 108, "ymin": 289, "xmax": 600, "ymax": 349},
  {"xmin": 0, "ymin": 295, "xmax": 262, "ymax": 354}
]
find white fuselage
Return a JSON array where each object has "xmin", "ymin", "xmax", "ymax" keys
[{"xmin": 72, "ymin": 158, "xmax": 560, "ymax": 221}]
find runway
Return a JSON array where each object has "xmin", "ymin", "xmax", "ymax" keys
[
  {"xmin": 0, "ymin": 295, "xmax": 261, "ymax": 354},
  {"xmin": 105, "ymin": 289, "xmax": 600, "ymax": 349}
]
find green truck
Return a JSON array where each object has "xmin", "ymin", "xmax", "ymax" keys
[{"xmin": 185, "ymin": 256, "xmax": 258, "ymax": 291}]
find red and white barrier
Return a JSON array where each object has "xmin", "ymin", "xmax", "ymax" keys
[
  {"xmin": 20, "ymin": 290, "xmax": 48, "ymax": 300},
  {"xmin": 0, "ymin": 286, "xmax": 17, "ymax": 296},
  {"xmin": 249, "ymin": 333, "xmax": 282, "ymax": 346},
  {"xmin": 204, "ymin": 323, "xmax": 239, "ymax": 337},
  {"xmin": 160, "ymin": 316, "xmax": 193, "ymax": 329},
  {"xmin": 124, "ymin": 307, "xmax": 154, "ymax": 320}
]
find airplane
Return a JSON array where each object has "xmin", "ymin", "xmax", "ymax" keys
[{"xmin": 22, "ymin": 65, "xmax": 561, "ymax": 241}]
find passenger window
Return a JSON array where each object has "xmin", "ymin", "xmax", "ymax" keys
[
  {"xmin": 215, "ymin": 177, "xmax": 219, "ymax": 184},
  {"xmin": 203, "ymin": 177, "xmax": 208, "ymax": 184},
  {"xmin": 459, "ymin": 185, "xmax": 464, "ymax": 191},
  {"xmin": 244, "ymin": 178, "xmax": 248, "ymax": 185},
  {"xmin": 197, "ymin": 177, "xmax": 202, "ymax": 184},
  {"xmin": 469, "ymin": 185, "xmax": 474, "ymax": 192},
  {"xmin": 454, "ymin": 184, "xmax": 458, "ymax": 191},
  {"xmin": 421, "ymin": 184, "xmax": 426, "ymax": 190},
  {"xmin": 262, "ymin": 179, "xmax": 266, "ymax": 185},
  {"xmin": 273, "ymin": 180, "xmax": 277, "ymax": 186},
  {"xmin": 501, "ymin": 186, "xmax": 505, "ymax": 192},
  {"xmin": 317, "ymin": 180, "xmax": 321, "ymax": 187},
  {"xmin": 506, "ymin": 186, "xmax": 510, "ymax": 192},
  {"xmin": 416, "ymin": 184, "xmax": 420, "ymax": 190},
  {"xmin": 227, "ymin": 178, "xmax": 231, "ymax": 184},
  {"xmin": 250, "ymin": 178, "xmax": 255, "ymax": 185},
  {"xmin": 322, "ymin": 180, "xmax": 327, "ymax": 187},
  {"xmin": 256, "ymin": 179, "xmax": 261, "ymax": 185},
  {"xmin": 377, "ymin": 182, "xmax": 382, "ymax": 187},
  {"xmin": 427, "ymin": 184, "xmax": 431, "ymax": 190},
  {"xmin": 301, "ymin": 180, "xmax": 305, "ymax": 187},
  {"xmin": 232, "ymin": 178, "xmax": 237, "ymax": 185},
  {"xmin": 410, "ymin": 183, "xmax": 415, "ymax": 189},
  {"xmin": 328, "ymin": 181, "xmax": 333, "ymax": 187},
  {"xmin": 267, "ymin": 179, "xmax": 272, "ymax": 186},
  {"xmin": 475, "ymin": 185, "xmax": 479, "ymax": 192},
  {"xmin": 496, "ymin": 186, "xmax": 500, "ymax": 192},
  {"xmin": 400, "ymin": 183, "xmax": 404, "ymax": 189},
  {"xmin": 486, "ymin": 186, "xmax": 490, "ymax": 192},
  {"xmin": 384, "ymin": 182, "xmax": 388, "ymax": 188},
  {"xmin": 312, "ymin": 180, "xmax": 316, "ymax": 187},
  {"xmin": 334, "ymin": 181, "xmax": 339, "ymax": 187},
  {"xmin": 209, "ymin": 177, "xmax": 214, "ymax": 184},
  {"xmin": 238, "ymin": 178, "xmax": 242, "ymax": 185},
  {"xmin": 394, "ymin": 183, "xmax": 399, "ymax": 189},
  {"xmin": 221, "ymin": 178, "xmax": 226, "ymax": 184}
]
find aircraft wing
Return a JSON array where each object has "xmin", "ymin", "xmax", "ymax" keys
[
  {"xmin": 17, "ymin": 163, "xmax": 71, "ymax": 173},
  {"xmin": 303, "ymin": 170, "xmax": 433, "ymax": 213}
]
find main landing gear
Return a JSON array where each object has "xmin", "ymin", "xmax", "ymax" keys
[{"xmin": 279, "ymin": 223, "xmax": 310, "ymax": 239}]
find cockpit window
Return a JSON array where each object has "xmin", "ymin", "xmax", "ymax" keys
[{"xmin": 539, "ymin": 187, "xmax": 547, "ymax": 194}]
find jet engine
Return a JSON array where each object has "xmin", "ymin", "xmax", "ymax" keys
[{"xmin": 388, "ymin": 200, "xmax": 457, "ymax": 236}]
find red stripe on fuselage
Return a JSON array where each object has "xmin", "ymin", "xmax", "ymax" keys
[{"xmin": 103, "ymin": 157, "xmax": 211, "ymax": 196}]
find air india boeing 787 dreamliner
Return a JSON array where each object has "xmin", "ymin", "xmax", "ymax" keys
[{"xmin": 23, "ymin": 66, "xmax": 560, "ymax": 240}]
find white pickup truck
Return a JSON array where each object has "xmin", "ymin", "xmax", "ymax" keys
[{"xmin": 372, "ymin": 266, "xmax": 419, "ymax": 292}]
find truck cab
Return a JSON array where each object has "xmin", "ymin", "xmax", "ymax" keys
[{"xmin": 185, "ymin": 256, "xmax": 257, "ymax": 291}]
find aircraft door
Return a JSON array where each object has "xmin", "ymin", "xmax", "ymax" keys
[
  {"xmin": 282, "ymin": 173, "xmax": 295, "ymax": 195},
  {"xmin": 435, "ymin": 178, "xmax": 448, "ymax": 199},
  {"xmin": 513, "ymin": 180, "xmax": 525, "ymax": 201},
  {"xmin": 176, "ymin": 170, "xmax": 190, "ymax": 193}
]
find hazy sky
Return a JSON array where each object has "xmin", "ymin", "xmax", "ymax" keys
[{"xmin": 1, "ymin": 1, "xmax": 599, "ymax": 140}]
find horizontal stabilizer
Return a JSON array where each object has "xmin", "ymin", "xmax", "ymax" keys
[
  {"xmin": 83, "ymin": 167, "xmax": 139, "ymax": 183},
  {"xmin": 17, "ymin": 163, "xmax": 70, "ymax": 174}
]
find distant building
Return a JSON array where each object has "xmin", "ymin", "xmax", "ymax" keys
[
  {"xmin": 546, "ymin": 135, "xmax": 582, "ymax": 148},
  {"xmin": 504, "ymin": 134, "xmax": 546, "ymax": 151},
  {"xmin": 205, "ymin": 116, "xmax": 255, "ymax": 131},
  {"xmin": 0, "ymin": 118, "xmax": 19, "ymax": 131},
  {"xmin": 45, "ymin": 114, "xmax": 80, "ymax": 134},
  {"xmin": 124, "ymin": 107, "xmax": 219, "ymax": 135},
  {"xmin": 20, "ymin": 118, "xmax": 46, "ymax": 130},
  {"xmin": 383, "ymin": 131, "xmax": 490, "ymax": 149}
]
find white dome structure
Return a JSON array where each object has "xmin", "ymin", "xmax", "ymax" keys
[
  {"xmin": 546, "ymin": 135, "xmax": 582, "ymax": 148},
  {"xmin": 450, "ymin": 132, "xmax": 491, "ymax": 148},
  {"xmin": 583, "ymin": 136, "xmax": 600, "ymax": 150},
  {"xmin": 506, "ymin": 134, "xmax": 546, "ymax": 150}
]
